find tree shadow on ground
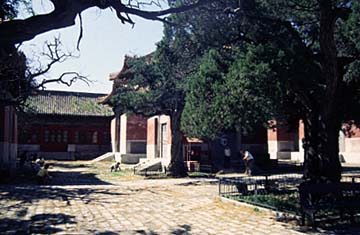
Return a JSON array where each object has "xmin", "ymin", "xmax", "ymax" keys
[
  {"xmin": 49, "ymin": 161, "xmax": 88, "ymax": 169},
  {"xmin": 0, "ymin": 213, "xmax": 76, "ymax": 234},
  {"xmin": 176, "ymin": 180, "xmax": 217, "ymax": 187},
  {"xmin": 4, "ymin": 170, "xmax": 112, "ymax": 186},
  {"xmin": 87, "ymin": 224, "xmax": 192, "ymax": 235},
  {"xmin": 0, "ymin": 185, "xmax": 129, "ymax": 212},
  {"xmin": 88, "ymin": 230, "xmax": 159, "ymax": 235},
  {"xmin": 50, "ymin": 171, "xmax": 112, "ymax": 186},
  {"xmin": 171, "ymin": 224, "xmax": 192, "ymax": 234},
  {"xmin": 294, "ymin": 224, "xmax": 360, "ymax": 235}
]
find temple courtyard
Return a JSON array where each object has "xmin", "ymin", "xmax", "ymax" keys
[{"xmin": 1, "ymin": 161, "xmax": 360, "ymax": 235}]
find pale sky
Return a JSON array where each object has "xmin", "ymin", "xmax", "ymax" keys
[{"xmin": 20, "ymin": 1, "xmax": 165, "ymax": 94}]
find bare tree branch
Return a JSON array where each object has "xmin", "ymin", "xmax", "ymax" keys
[
  {"xmin": 0, "ymin": 0, "xmax": 211, "ymax": 45},
  {"xmin": 27, "ymin": 36, "xmax": 78, "ymax": 79},
  {"xmin": 77, "ymin": 13, "xmax": 84, "ymax": 50},
  {"xmin": 1, "ymin": 35, "xmax": 90, "ymax": 108},
  {"xmin": 35, "ymin": 72, "xmax": 90, "ymax": 89}
]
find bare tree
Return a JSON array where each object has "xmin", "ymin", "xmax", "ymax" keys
[
  {"xmin": 0, "ymin": 0, "xmax": 209, "ymax": 107},
  {"xmin": 1, "ymin": 36, "xmax": 88, "ymax": 108}
]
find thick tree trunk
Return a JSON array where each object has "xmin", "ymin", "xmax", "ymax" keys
[
  {"xmin": 167, "ymin": 109, "xmax": 187, "ymax": 177},
  {"xmin": 303, "ymin": 112, "xmax": 342, "ymax": 182},
  {"xmin": 301, "ymin": 1, "xmax": 344, "ymax": 183}
]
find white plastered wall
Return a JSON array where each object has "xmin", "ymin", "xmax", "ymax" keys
[
  {"xmin": 120, "ymin": 114, "xmax": 127, "ymax": 154},
  {"xmin": 159, "ymin": 115, "xmax": 171, "ymax": 168}
]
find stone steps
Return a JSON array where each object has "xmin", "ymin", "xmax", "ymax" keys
[{"xmin": 89, "ymin": 152, "xmax": 115, "ymax": 163}]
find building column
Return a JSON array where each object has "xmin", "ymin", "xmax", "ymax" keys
[
  {"xmin": 297, "ymin": 120, "xmax": 305, "ymax": 162},
  {"xmin": 120, "ymin": 114, "xmax": 127, "ymax": 154},
  {"xmin": 110, "ymin": 117, "xmax": 118, "ymax": 152},
  {"xmin": 267, "ymin": 120, "xmax": 278, "ymax": 160},
  {"xmin": 147, "ymin": 117, "xmax": 158, "ymax": 160}
]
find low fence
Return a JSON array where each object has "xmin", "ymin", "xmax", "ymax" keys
[
  {"xmin": 218, "ymin": 173, "xmax": 304, "ymax": 213},
  {"xmin": 219, "ymin": 173, "xmax": 360, "ymax": 214}
]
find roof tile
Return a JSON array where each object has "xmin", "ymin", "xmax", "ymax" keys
[{"xmin": 26, "ymin": 90, "xmax": 114, "ymax": 117}]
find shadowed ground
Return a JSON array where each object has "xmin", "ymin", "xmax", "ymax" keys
[{"xmin": 1, "ymin": 161, "xmax": 360, "ymax": 234}]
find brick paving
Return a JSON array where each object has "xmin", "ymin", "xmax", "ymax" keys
[{"xmin": 1, "ymin": 162, "xmax": 360, "ymax": 234}]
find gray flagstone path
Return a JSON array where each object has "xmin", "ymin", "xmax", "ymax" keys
[{"xmin": 1, "ymin": 162, "xmax": 359, "ymax": 235}]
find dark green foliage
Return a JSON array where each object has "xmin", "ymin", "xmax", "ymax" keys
[
  {"xmin": 0, "ymin": 0, "xmax": 33, "ymax": 20},
  {"xmin": 1, "ymin": 0, "xmax": 22, "ymax": 19},
  {"xmin": 110, "ymin": 55, "xmax": 168, "ymax": 117},
  {"xmin": 180, "ymin": 0, "xmax": 360, "ymax": 182},
  {"xmin": 0, "ymin": 0, "xmax": 34, "ymax": 107},
  {"xmin": 110, "ymin": 11, "xmax": 202, "ymax": 176},
  {"xmin": 0, "ymin": 46, "xmax": 31, "ymax": 107},
  {"xmin": 183, "ymin": 44, "xmax": 292, "ymax": 138},
  {"xmin": 182, "ymin": 49, "xmax": 231, "ymax": 138},
  {"xmin": 110, "ymin": 0, "xmax": 360, "ymax": 180},
  {"xmin": 181, "ymin": 0, "xmax": 324, "ymax": 137}
]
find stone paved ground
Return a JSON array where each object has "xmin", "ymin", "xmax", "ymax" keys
[{"xmin": 1, "ymin": 161, "xmax": 360, "ymax": 235}]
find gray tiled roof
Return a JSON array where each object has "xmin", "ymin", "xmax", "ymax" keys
[{"xmin": 26, "ymin": 90, "xmax": 114, "ymax": 117}]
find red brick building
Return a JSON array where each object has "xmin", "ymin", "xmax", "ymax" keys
[
  {"xmin": 18, "ymin": 90, "xmax": 113, "ymax": 160},
  {"xmin": 109, "ymin": 113, "xmax": 147, "ymax": 163},
  {"xmin": 104, "ymin": 55, "xmax": 271, "ymax": 170},
  {"xmin": 0, "ymin": 105, "xmax": 18, "ymax": 174},
  {"xmin": 101, "ymin": 57, "xmax": 148, "ymax": 163},
  {"xmin": 105, "ymin": 54, "xmax": 360, "ymax": 169},
  {"xmin": 267, "ymin": 120, "xmax": 360, "ymax": 164},
  {"xmin": 146, "ymin": 115, "xmax": 172, "ymax": 166}
]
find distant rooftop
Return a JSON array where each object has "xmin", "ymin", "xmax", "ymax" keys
[
  {"xmin": 101, "ymin": 53, "xmax": 154, "ymax": 106},
  {"xmin": 26, "ymin": 90, "xmax": 114, "ymax": 117}
]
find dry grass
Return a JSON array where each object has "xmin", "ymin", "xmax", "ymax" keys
[
  {"xmin": 47, "ymin": 160, "xmax": 144, "ymax": 183},
  {"xmin": 84, "ymin": 161, "xmax": 144, "ymax": 182}
]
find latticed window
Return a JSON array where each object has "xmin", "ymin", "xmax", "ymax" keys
[
  {"xmin": 92, "ymin": 131, "xmax": 98, "ymax": 144},
  {"xmin": 63, "ymin": 131, "xmax": 68, "ymax": 143},
  {"xmin": 44, "ymin": 130, "xmax": 49, "ymax": 143},
  {"xmin": 74, "ymin": 131, "xmax": 79, "ymax": 143},
  {"xmin": 103, "ymin": 131, "xmax": 110, "ymax": 144},
  {"xmin": 50, "ymin": 131, "xmax": 56, "ymax": 143},
  {"xmin": 31, "ymin": 132, "xmax": 38, "ymax": 143},
  {"xmin": 57, "ymin": 130, "xmax": 62, "ymax": 143}
]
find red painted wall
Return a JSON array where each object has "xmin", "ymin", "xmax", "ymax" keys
[
  {"xmin": 0, "ymin": 105, "xmax": 4, "ymax": 142},
  {"xmin": 18, "ymin": 116, "xmax": 111, "ymax": 152},
  {"xmin": 277, "ymin": 126, "xmax": 297, "ymax": 141},
  {"xmin": 147, "ymin": 118, "xmax": 157, "ymax": 145},
  {"xmin": 127, "ymin": 115, "xmax": 147, "ymax": 140},
  {"xmin": 242, "ymin": 125, "xmax": 267, "ymax": 144}
]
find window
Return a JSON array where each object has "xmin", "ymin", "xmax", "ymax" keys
[
  {"xmin": 44, "ymin": 130, "xmax": 49, "ymax": 143},
  {"xmin": 19, "ymin": 130, "xmax": 31, "ymax": 143},
  {"xmin": 73, "ymin": 130, "xmax": 100, "ymax": 144},
  {"xmin": 103, "ymin": 131, "xmax": 110, "ymax": 144},
  {"xmin": 43, "ymin": 129, "xmax": 68, "ymax": 144},
  {"xmin": 50, "ymin": 131, "xmax": 56, "ymax": 143},
  {"xmin": 75, "ymin": 131, "xmax": 79, "ymax": 143},
  {"xmin": 63, "ymin": 130, "xmax": 68, "ymax": 143},
  {"xmin": 31, "ymin": 133, "xmax": 38, "ymax": 143},
  {"xmin": 57, "ymin": 130, "xmax": 62, "ymax": 143},
  {"xmin": 92, "ymin": 131, "xmax": 98, "ymax": 144},
  {"xmin": 86, "ymin": 131, "xmax": 91, "ymax": 143}
]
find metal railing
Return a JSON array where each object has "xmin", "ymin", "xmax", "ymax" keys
[
  {"xmin": 219, "ymin": 173, "xmax": 304, "ymax": 213},
  {"xmin": 219, "ymin": 173, "xmax": 360, "ymax": 214}
]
